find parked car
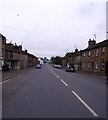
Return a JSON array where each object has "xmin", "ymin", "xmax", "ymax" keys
[
  {"xmin": 65, "ymin": 64, "xmax": 75, "ymax": 72},
  {"xmin": 53, "ymin": 64, "xmax": 62, "ymax": 69},
  {"xmin": 36, "ymin": 64, "xmax": 41, "ymax": 69},
  {"xmin": 57, "ymin": 65, "xmax": 62, "ymax": 69}
]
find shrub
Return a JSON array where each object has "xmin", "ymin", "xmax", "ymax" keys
[{"xmin": 2, "ymin": 64, "xmax": 9, "ymax": 71}]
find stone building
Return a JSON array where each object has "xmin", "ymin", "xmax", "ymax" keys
[
  {"xmin": 62, "ymin": 49, "xmax": 82, "ymax": 71},
  {"xmin": 73, "ymin": 49, "xmax": 82, "ymax": 71},
  {"xmin": 62, "ymin": 39, "xmax": 108, "ymax": 75},
  {"xmin": 81, "ymin": 39, "xmax": 108, "ymax": 75},
  {"xmin": 0, "ymin": 33, "xmax": 38, "ymax": 70},
  {"xmin": 62, "ymin": 52, "xmax": 73, "ymax": 68},
  {"xmin": 0, "ymin": 34, "xmax": 6, "ymax": 70},
  {"xmin": 5, "ymin": 43, "xmax": 22, "ymax": 69}
]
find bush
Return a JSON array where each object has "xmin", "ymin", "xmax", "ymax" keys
[{"xmin": 2, "ymin": 64, "xmax": 9, "ymax": 71}]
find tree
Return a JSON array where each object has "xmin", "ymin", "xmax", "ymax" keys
[{"xmin": 50, "ymin": 56, "xmax": 62, "ymax": 65}]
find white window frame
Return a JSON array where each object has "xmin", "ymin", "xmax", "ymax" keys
[
  {"xmin": 83, "ymin": 63, "xmax": 85, "ymax": 68},
  {"xmin": 95, "ymin": 62, "xmax": 98, "ymax": 70},
  {"xmin": 83, "ymin": 53, "xmax": 85, "ymax": 57},
  {"xmin": 88, "ymin": 51, "xmax": 91, "ymax": 56},
  {"xmin": 96, "ymin": 49, "xmax": 98, "ymax": 56}
]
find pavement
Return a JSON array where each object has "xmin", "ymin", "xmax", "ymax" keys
[
  {"xmin": 2, "ymin": 67, "xmax": 35, "ymax": 82},
  {"xmin": 77, "ymin": 70, "xmax": 106, "ymax": 79}
]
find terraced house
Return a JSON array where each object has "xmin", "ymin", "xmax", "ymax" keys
[
  {"xmin": 81, "ymin": 39, "xmax": 108, "ymax": 76},
  {"xmin": 0, "ymin": 33, "xmax": 38, "ymax": 70},
  {"xmin": 0, "ymin": 33, "xmax": 6, "ymax": 70},
  {"xmin": 62, "ymin": 49, "xmax": 82, "ymax": 71},
  {"xmin": 62, "ymin": 39, "xmax": 108, "ymax": 76}
]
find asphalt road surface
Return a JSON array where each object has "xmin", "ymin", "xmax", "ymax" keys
[{"xmin": 2, "ymin": 64, "xmax": 107, "ymax": 118}]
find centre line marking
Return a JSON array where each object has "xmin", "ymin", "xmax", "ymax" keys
[
  {"xmin": 61, "ymin": 79, "xmax": 68, "ymax": 87},
  {"xmin": 50, "ymin": 68, "xmax": 68, "ymax": 87},
  {"xmin": 56, "ymin": 75, "xmax": 60, "ymax": 79},
  {"xmin": 72, "ymin": 91, "xmax": 98, "ymax": 117},
  {"xmin": 49, "ymin": 69, "xmax": 60, "ymax": 79}
]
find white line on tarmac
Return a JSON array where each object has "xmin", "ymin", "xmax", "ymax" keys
[
  {"xmin": 0, "ymin": 79, "xmax": 11, "ymax": 84},
  {"xmin": 61, "ymin": 79, "xmax": 68, "ymax": 87},
  {"xmin": 56, "ymin": 75, "xmax": 60, "ymax": 79},
  {"xmin": 49, "ymin": 68, "xmax": 68, "ymax": 87},
  {"xmin": 72, "ymin": 91, "xmax": 98, "ymax": 117},
  {"xmin": 49, "ymin": 69, "xmax": 58, "ymax": 77}
]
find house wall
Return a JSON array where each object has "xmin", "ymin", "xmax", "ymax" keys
[
  {"xmin": 0, "ymin": 34, "xmax": 6, "ymax": 69},
  {"xmin": 20, "ymin": 53, "xmax": 28, "ymax": 69},
  {"xmin": 81, "ymin": 46, "xmax": 108, "ymax": 75}
]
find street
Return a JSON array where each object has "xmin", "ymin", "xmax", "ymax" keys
[{"xmin": 2, "ymin": 64, "xmax": 106, "ymax": 118}]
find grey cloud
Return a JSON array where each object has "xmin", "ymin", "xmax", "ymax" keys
[{"xmin": 1, "ymin": 0, "xmax": 106, "ymax": 58}]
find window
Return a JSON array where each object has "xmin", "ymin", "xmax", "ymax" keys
[
  {"xmin": 101, "ymin": 60, "xmax": 105, "ymax": 70},
  {"xmin": 102, "ymin": 61, "xmax": 104, "ymax": 66},
  {"xmin": 8, "ymin": 52, "xmax": 11, "ymax": 59},
  {"xmin": 2, "ymin": 40, "xmax": 4, "ymax": 45},
  {"xmin": 87, "ymin": 63, "xmax": 90, "ymax": 69},
  {"xmin": 88, "ymin": 51, "xmax": 91, "ymax": 56},
  {"xmin": 96, "ymin": 49, "xmax": 98, "ymax": 56},
  {"xmin": 100, "ymin": 47, "xmax": 105, "ymax": 57},
  {"xmin": 102, "ymin": 47, "xmax": 105, "ymax": 54},
  {"xmin": 83, "ymin": 53, "xmax": 85, "ymax": 57},
  {"xmin": 95, "ymin": 62, "xmax": 98, "ymax": 70},
  {"xmin": 83, "ymin": 63, "xmax": 85, "ymax": 68}
]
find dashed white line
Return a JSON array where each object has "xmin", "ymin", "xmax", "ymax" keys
[
  {"xmin": 61, "ymin": 79, "xmax": 68, "ymax": 87},
  {"xmin": 55, "ymin": 75, "xmax": 60, "ymax": 79},
  {"xmin": 72, "ymin": 91, "xmax": 98, "ymax": 117},
  {"xmin": 49, "ymin": 68, "xmax": 68, "ymax": 87},
  {"xmin": 49, "ymin": 67, "xmax": 98, "ymax": 117}
]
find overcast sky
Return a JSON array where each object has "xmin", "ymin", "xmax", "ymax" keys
[{"xmin": 0, "ymin": 0, "xmax": 107, "ymax": 59}]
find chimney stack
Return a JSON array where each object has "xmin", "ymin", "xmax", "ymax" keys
[{"xmin": 88, "ymin": 38, "xmax": 96, "ymax": 47}]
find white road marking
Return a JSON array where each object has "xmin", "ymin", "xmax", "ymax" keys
[
  {"xmin": 49, "ymin": 68, "xmax": 68, "ymax": 87},
  {"xmin": 72, "ymin": 91, "xmax": 98, "ymax": 117},
  {"xmin": 0, "ymin": 79, "xmax": 11, "ymax": 84},
  {"xmin": 61, "ymin": 79, "xmax": 68, "ymax": 87},
  {"xmin": 55, "ymin": 75, "xmax": 60, "ymax": 79},
  {"xmin": 49, "ymin": 69, "xmax": 59, "ymax": 78}
]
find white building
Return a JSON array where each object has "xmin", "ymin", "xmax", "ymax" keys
[{"xmin": 38, "ymin": 58, "xmax": 44, "ymax": 65}]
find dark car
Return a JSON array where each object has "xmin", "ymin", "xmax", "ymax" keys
[
  {"xmin": 65, "ymin": 64, "xmax": 75, "ymax": 72},
  {"xmin": 36, "ymin": 64, "xmax": 41, "ymax": 69}
]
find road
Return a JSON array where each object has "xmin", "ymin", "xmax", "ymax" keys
[{"xmin": 2, "ymin": 64, "xmax": 106, "ymax": 118}]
